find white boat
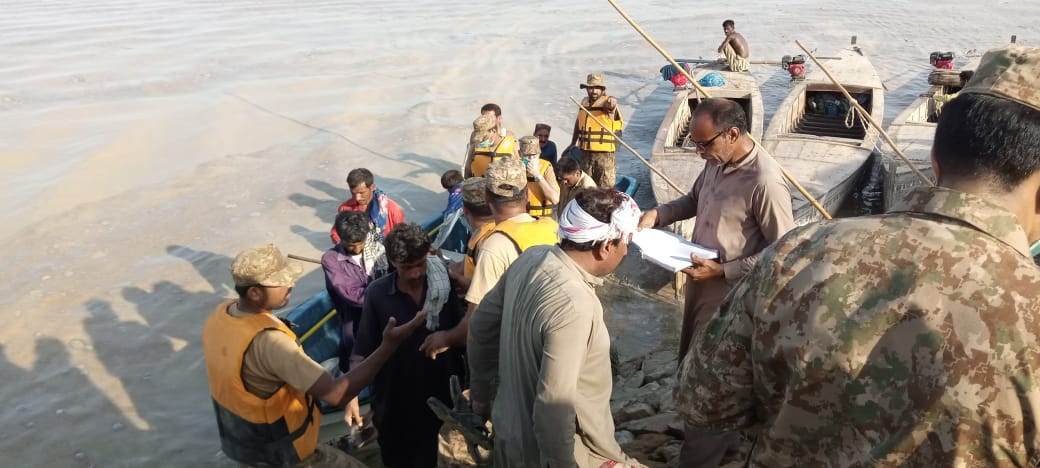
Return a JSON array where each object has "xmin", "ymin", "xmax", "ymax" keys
[
  {"xmin": 882, "ymin": 55, "xmax": 983, "ymax": 210},
  {"xmin": 649, "ymin": 64, "xmax": 764, "ymax": 238},
  {"xmin": 761, "ymin": 40, "xmax": 884, "ymax": 224}
]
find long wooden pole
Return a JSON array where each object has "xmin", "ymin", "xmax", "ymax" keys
[
  {"xmin": 569, "ymin": 97, "xmax": 686, "ymax": 195},
  {"xmin": 606, "ymin": 0, "xmax": 832, "ymax": 219},
  {"xmin": 795, "ymin": 40, "xmax": 935, "ymax": 187},
  {"xmin": 288, "ymin": 254, "xmax": 321, "ymax": 264},
  {"xmin": 675, "ymin": 56, "xmax": 842, "ymax": 65}
]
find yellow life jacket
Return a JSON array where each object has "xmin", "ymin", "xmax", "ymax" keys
[
  {"xmin": 470, "ymin": 136, "xmax": 518, "ymax": 177},
  {"xmin": 492, "ymin": 216, "xmax": 559, "ymax": 254},
  {"xmin": 577, "ymin": 95, "xmax": 624, "ymax": 153},
  {"xmin": 526, "ymin": 159, "xmax": 556, "ymax": 217},
  {"xmin": 202, "ymin": 301, "xmax": 320, "ymax": 466},
  {"xmin": 464, "ymin": 221, "xmax": 499, "ymax": 279}
]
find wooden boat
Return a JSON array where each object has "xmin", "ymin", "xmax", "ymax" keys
[
  {"xmin": 761, "ymin": 40, "xmax": 884, "ymax": 224},
  {"xmin": 881, "ymin": 57, "xmax": 982, "ymax": 210},
  {"xmin": 281, "ymin": 173, "xmax": 641, "ymax": 411},
  {"xmin": 650, "ymin": 65, "xmax": 764, "ymax": 208}
]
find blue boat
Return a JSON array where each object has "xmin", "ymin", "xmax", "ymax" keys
[{"xmin": 282, "ymin": 174, "xmax": 639, "ymax": 411}]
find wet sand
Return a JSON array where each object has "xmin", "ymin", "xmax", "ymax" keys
[{"xmin": 0, "ymin": 0, "xmax": 1036, "ymax": 465}]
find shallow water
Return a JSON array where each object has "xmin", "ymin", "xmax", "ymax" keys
[{"xmin": 0, "ymin": 0, "xmax": 1037, "ymax": 465}]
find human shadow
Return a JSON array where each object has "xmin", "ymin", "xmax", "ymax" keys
[
  {"xmin": 399, "ymin": 152, "xmax": 460, "ymax": 180},
  {"xmin": 0, "ymin": 338, "xmax": 144, "ymax": 467},
  {"xmin": 166, "ymin": 244, "xmax": 235, "ymax": 297}
]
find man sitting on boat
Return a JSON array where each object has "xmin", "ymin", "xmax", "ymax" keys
[
  {"xmin": 519, "ymin": 135, "xmax": 560, "ymax": 218},
  {"xmin": 201, "ymin": 244, "xmax": 426, "ymax": 468},
  {"xmin": 533, "ymin": 123, "xmax": 558, "ymax": 172},
  {"xmin": 717, "ymin": 19, "xmax": 749, "ymax": 72},
  {"xmin": 329, "ymin": 168, "xmax": 406, "ymax": 244},
  {"xmin": 637, "ymin": 97, "xmax": 794, "ymax": 467},
  {"xmin": 557, "ymin": 156, "xmax": 597, "ymax": 220}
]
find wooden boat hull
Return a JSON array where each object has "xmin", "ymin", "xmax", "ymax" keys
[
  {"xmin": 649, "ymin": 66, "xmax": 764, "ymax": 210},
  {"xmin": 762, "ymin": 46, "xmax": 884, "ymax": 224}
]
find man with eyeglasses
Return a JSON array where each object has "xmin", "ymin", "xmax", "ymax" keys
[{"xmin": 637, "ymin": 97, "xmax": 794, "ymax": 467}]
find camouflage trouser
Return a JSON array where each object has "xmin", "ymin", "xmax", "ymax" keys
[{"xmin": 580, "ymin": 150, "xmax": 616, "ymax": 188}]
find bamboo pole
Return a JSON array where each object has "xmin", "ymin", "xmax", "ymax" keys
[
  {"xmin": 675, "ymin": 56, "xmax": 842, "ymax": 65},
  {"xmin": 288, "ymin": 254, "xmax": 321, "ymax": 264},
  {"xmin": 795, "ymin": 40, "xmax": 935, "ymax": 187},
  {"xmin": 569, "ymin": 97, "xmax": 687, "ymax": 196},
  {"xmin": 606, "ymin": 0, "xmax": 832, "ymax": 220}
]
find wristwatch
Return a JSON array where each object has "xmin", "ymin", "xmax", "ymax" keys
[{"xmin": 532, "ymin": 175, "xmax": 541, "ymax": 182}]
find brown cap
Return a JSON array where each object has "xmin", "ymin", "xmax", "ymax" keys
[
  {"xmin": 960, "ymin": 45, "xmax": 1040, "ymax": 111},
  {"xmin": 230, "ymin": 244, "xmax": 303, "ymax": 287},
  {"xmin": 580, "ymin": 73, "xmax": 606, "ymax": 89},
  {"xmin": 485, "ymin": 157, "xmax": 527, "ymax": 198},
  {"xmin": 519, "ymin": 136, "xmax": 540, "ymax": 156},
  {"xmin": 473, "ymin": 114, "xmax": 496, "ymax": 132},
  {"xmin": 461, "ymin": 177, "xmax": 488, "ymax": 205}
]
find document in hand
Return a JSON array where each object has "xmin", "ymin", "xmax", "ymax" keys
[{"xmin": 631, "ymin": 228, "xmax": 719, "ymax": 273}]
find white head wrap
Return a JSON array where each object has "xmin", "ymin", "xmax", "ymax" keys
[{"xmin": 558, "ymin": 192, "xmax": 641, "ymax": 244}]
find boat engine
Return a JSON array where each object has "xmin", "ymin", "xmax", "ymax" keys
[
  {"xmin": 929, "ymin": 51, "xmax": 955, "ymax": 69},
  {"xmin": 781, "ymin": 55, "xmax": 806, "ymax": 80}
]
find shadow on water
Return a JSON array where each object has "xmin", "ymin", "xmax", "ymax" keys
[{"xmin": 0, "ymin": 338, "xmax": 144, "ymax": 467}]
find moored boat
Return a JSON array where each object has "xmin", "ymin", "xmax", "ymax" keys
[{"xmin": 761, "ymin": 39, "xmax": 884, "ymax": 224}]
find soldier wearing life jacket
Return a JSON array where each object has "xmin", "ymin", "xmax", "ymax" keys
[
  {"xmin": 518, "ymin": 135, "xmax": 560, "ymax": 218},
  {"xmin": 566, "ymin": 73, "xmax": 625, "ymax": 188},
  {"xmin": 422, "ymin": 156, "xmax": 559, "ymax": 360},
  {"xmin": 464, "ymin": 113, "xmax": 519, "ymax": 178},
  {"xmin": 201, "ymin": 244, "xmax": 427, "ymax": 468}
]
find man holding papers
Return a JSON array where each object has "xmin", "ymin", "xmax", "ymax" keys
[{"xmin": 637, "ymin": 98, "xmax": 794, "ymax": 468}]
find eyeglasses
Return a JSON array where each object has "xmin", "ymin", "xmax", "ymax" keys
[{"xmin": 691, "ymin": 130, "xmax": 727, "ymax": 150}]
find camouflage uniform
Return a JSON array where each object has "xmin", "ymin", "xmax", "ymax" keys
[{"xmin": 676, "ymin": 186, "xmax": 1040, "ymax": 466}]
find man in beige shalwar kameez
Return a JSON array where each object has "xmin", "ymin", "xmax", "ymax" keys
[{"xmin": 638, "ymin": 97, "xmax": 794, "ymax": 468}]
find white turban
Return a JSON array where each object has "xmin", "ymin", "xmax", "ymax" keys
[{"xmin": 558, "ymin": 192, "xmax": 641, "ymax": 244}]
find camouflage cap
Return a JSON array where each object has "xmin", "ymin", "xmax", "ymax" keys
[
  {"xmin": 485, "ymin": 157, "xmax": 527, "ymax": 198},
  {"xmin": 960, "ymin": 45, "xmax": 1040, "ymax": 111},
  {"xmin": 461, "ymin": 177, "xmax": 488, "ymax": 205},
  {"xmin": 230, "ymin": 244, "xmax": 303, "ymax": 287},
  {"xmin": 519, "ymin": 136, "xmax": 540, "ymax": 156},
  {"xmin": 473, "ymin": 114, "xmax": 496, "ymax": 132},
  {"xmin": 580, "ymin": 73, "xmax": 606, "ymax": 89}
]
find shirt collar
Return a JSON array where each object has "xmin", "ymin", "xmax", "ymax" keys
[
  {"xmin": 550, "ymin": 246, "xmax": 604, "ymax": 287},
  {"xmin": 890, "ymin": 186, "xmax": 1032, "ymax": 257},
  {"xmin": 720, "ymin": 144, "xmax": 759, "ymax": 175}
]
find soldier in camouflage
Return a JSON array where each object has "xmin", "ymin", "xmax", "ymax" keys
[{"xmin": 676, "ymin": 45, "xmax": 1040, "ymax": 466}]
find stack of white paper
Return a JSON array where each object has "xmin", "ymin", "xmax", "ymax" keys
[{"xmin": 631, "ymin": 228, "xmax": 719, "ymax": 273}]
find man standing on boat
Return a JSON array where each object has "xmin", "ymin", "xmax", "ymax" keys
[
  {"xmin": 468, "ymin": 188, "xmax": 645, "ymax": 468},
  {"xmin": 676, "ymin": 45, "xmax": 1040, "ymax": 465},
  {"xmin": 201, "ymin": 244, "xmax": 426, "ymax": 468},
  {"xmin": 637, "ymin": 97, "xmax": 794, "ymax": 467},
  {"xmin": 465, "ymin": 114, "xmax": 519, "ymax": 178},
  {"xmin": 329, "ymin": 168, "xmax": 406, "ymax": 244},
  {"xmin": 565, "ymin": 73, "xmax": 624, "ymax": 189},
  {"xmin": 717, "ymin": 19, "xmax": 749, "ymax": 72}
]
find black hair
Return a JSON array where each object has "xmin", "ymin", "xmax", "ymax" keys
[
  {"xmin": 334, "ymin": 211, "xmax": 371, "ymax": 245},
  {"xmin": 346, "ymin": 168, "xmax": 374, "ymax": 189},
  {"xmin": 534, "ymin": 123, "xmax": 551, "ymax": 133},
  {"xmin": 234, "ymin": 285, "xmax": 252, "ymax": 298},
  {"xmin": 486, "ymin": 186, "xmax": 526, "ymax": 206},
  {"xmin": 722, "ymin": 19, "xmax": 735, "ymax": 28},
  {"xmin": 559, "ymin": 156, "xmax": 581, "ymax": 175},
  {"xmin": 480, "ymin": 103, "xmax": 502, "ymax": 117},
  {"xmin": 959, "ymin": 70, "xmax": 975, "ymax": 83},
  {"xmin": 464, "ymin": 199, "xmax": 493, "ymax": 217},
  {"xmin": 933, "ymin": 93, "xmax": 1040, "ymax": 192},
  {"xmin": 693, "ymin": 97, "xmax": 748, "ymax": 135},
  {"xmin": 440, "ymin": 169, "xmax": 463, "ymax": 190},
  {"xmin": 384, "ymin": 223, "xmax": 430, "ymax": 264},
  {"xmin": 560, "ymin": 188, "xmax": 626, "ymax": 252}
]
